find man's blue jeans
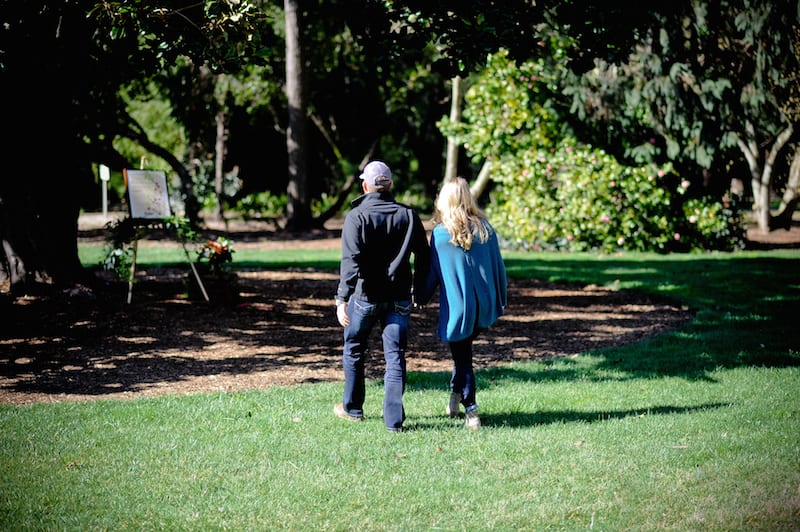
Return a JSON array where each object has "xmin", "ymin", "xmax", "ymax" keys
[{"xmin": 341, "ymin": 298, "xmax": 412, "ymax": 430}]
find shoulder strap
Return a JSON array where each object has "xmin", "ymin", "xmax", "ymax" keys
[{"xmin": 387, "ymin": 208, "xmax": 415, "ymax": 281}]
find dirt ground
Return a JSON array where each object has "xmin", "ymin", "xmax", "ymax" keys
[{"xmin": 1, "ymin": 212, "xmax": 797, "ymax": 406}]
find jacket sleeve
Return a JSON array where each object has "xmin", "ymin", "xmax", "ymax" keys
[
  {"xmin": 416, "ymin": 229, "xmax": 440, "ymax": 305},
  {"xmin": 411, "ymin": 211, "xmax": 432, "ymax": 302},
  {"xmin": 335, "ymin": 214, "xmax": 361, "ymax": 303},
  {"xmin": 490, "ymin": 230, "xmax": 508, "ymax": 309}
]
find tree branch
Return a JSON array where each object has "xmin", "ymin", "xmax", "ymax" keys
[{"xmin": 315, "ymin": 141, "xmax": 378, "ymax": 226}]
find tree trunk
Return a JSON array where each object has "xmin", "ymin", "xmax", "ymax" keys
[
  {"xmin": 214, "ymin": 108, "xmax": 226, "ymax": 221},
  {"xmin": 444, "ymin": 76, "xmax": 464, "ymax": 182},
  {"xmin": 738, "ymin": 122, "xmax": 795, "ymax": 233},
  {"xmin": 0, "ymin": 166, "xmax": 89, "ymax": 296},
  {"xmin": 0, "ymin": 200, "xmax": 44, "ymax": 294},
  {"xmin": 737, "ymin": 122, "xmax": 768, "ymax": 233},
  {"xmin": 284, "ymin": 0, "xmax": 312, "ymax": 231},
  {"xmin": 772, "ymin": 144, "xmax": 800, "ymax": 229},
  {"xmin": 1, "ymin": 112, "xmax": 90, "ymax": 295},
  {"xmin": 470, "ymin": 161, "xmax": 493, "ymax": 200},
  {"xmin": 0, "ymin": 1, "xmax": 94, "ymax": 297}
]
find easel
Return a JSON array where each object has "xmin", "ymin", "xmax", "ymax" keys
[{"xmin": 123, "ymin": 167, "xmax": 209, "ymax": 304}]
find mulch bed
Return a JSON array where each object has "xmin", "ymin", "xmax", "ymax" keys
[{"xmin": 1, "ymin": 266, "xmax": 691, "ymax": 405}]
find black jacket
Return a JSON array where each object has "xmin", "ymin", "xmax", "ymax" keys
[{"xmin": 335, "ymin": 192, "xmax": 430, "ymax": 304}]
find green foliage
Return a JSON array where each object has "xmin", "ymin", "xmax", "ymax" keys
[
  {"xmin": 88, "ymin": 1, "xmax": 269, "ymax": 72},
  {"xmin": 162, "ymin": 215, "xmax": 198, "ymax": 243},
  {"xmin": 311, "ymin": 193, "xmax": 338, "ymax": 218},
  {"xmin": 438, "ymin": 49, "xmax": 565, "ymax": 161},
  {"xmin": 489, "ymin": 141, "xmax": 746, "ymax": 253},
  {"xmin": 394, "ymin": 188, "xmax": 434, "ymax": 214},
  {"xmin": 489, "ymin": 141, "xmax": 666, "ymax": 252},
  {"xmin": 677, "ymin": 196, "xmax": 748, "ymax": 252},
  {"xmin": 451, "ymin": 51, "xmax": 745, "ymax": 252},
  {"xmin": 564, "ymin": 0, "xmax": 799, "ymax": 194},
  {"xmin": 232, "ymin": 191, "xmax": 288, "ymax": 219},
  {"xmin": 102, "ymin": 218, "xmax": 139, "ymax": 279},
  {"xmin": 115, "ymin": 83, "xmax": 188, "ymax": 172},
  {"xmin": 186, "ymin": 157, "xmax": 243, "ymax": 214}
]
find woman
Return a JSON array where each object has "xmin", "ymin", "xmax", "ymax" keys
[{"xmin": 418, "ymin": 178, "xmax": 507, "ymax": 430}]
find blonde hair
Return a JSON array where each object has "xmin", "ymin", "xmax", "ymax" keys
[{"xmin": 433, "ymin": 177, "xmax": 489, "ymax": 251}]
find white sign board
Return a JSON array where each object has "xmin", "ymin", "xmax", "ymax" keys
[{"xmin": 124, "ymin": 169, "xmax": 171, "ymax": 219}]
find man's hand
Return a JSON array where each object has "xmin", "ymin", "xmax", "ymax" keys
[{"xmin": 336, "ymin": 301, "xmax": 350, "ymax": 327}]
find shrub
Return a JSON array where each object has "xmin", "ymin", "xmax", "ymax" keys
[
  {"xmin": 675, "ymin": 196, "xmax": 747, "ymax": 252},
  {"xmin": 444, "ymin": 50, "xmax": 746, "ymax": 253},
  {"xmin": 486, "ymin": 140, "xmax": 745, "ymax": 252}
]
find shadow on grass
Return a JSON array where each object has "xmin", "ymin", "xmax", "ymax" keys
[
  {"xmin": 407, "ymin": 295, "xmax": 800, "ymax": 391},
  {"xmin": 503, "ymin": 255, "xmax": 800, "ymax": 311},
  {"xmin": 484, "ymin": 402, "xmax": 733, "ymax": 428},
  {"xmin": 406, "ymin": 402, "xmax": 732, "ymax": 430}
]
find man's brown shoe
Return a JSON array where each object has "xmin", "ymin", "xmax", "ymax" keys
[{"xmin": 334, "ymin": 403, "xmax": 364, "ymax": 422}]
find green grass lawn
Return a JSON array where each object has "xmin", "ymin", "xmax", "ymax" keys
[{"xmin": 2, "ymin": 246, "xmax": 798, "ymax": 530}]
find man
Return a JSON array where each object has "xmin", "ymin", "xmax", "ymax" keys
[{"xmin": 334, "ymin": 160, "xmax": 430, "ymax": 432}]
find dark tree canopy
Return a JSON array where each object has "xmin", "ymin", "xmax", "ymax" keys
[{"xmin": 0, "ymin": 1, "xmax": 264, "ymax": 293}]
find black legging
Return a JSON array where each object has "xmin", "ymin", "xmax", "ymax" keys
[{"xmin": 448, "ymin": 330, "xmax": 480, "ymax": 409}]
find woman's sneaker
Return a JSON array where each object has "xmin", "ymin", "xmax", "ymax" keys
[
  {"xmin": 465, "ymin": 406, "xmax": 480, "ymax": 431},
  {"xmin": 446, "ymin": 392, "xmax": 461, "ymax": 418}
]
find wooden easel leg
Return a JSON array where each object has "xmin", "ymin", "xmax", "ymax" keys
[
  {"xmin": 127, "ymin": 238, "xmax": 138, "ymax": 304},
  {"xmin": 183, "ymin": 243, "xmax": 210, "ymax": 303}
]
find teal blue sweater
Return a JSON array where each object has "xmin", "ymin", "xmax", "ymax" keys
[{"xmin": 419, "ymin": 223, "xmax": 507, "ymax": 342}]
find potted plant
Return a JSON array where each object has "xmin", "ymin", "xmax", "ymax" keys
[{"xmin": 189, "ymin": 236, "xmax": 239, "ymax": 304}]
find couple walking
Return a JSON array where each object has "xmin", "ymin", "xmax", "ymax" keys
[{"xmin": 333, "ymin": 160, "xmax": 507, "ymax": 432}]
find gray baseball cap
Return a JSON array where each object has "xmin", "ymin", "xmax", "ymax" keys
[{"xmin": 360, "ymin": 161, "xmax": 393, "ymax": 187}]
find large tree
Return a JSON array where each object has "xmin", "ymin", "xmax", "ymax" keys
[
  {"xmin": 0, "ymin": 0, "xmax": 264, "ymax": 295},
  {"xmin": 283, "ymin": 0, "xmax": 311, "ymax": 231},
  {"xmin": 563, "ymin": 0, "xmax": 800, "ymax": 233}
]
